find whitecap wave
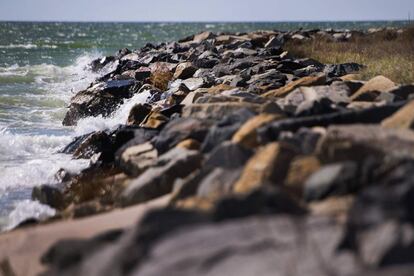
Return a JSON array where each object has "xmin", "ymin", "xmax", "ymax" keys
[{"xmin": 0, "ymin": 43, "xmax": 38, "ymax": 49}]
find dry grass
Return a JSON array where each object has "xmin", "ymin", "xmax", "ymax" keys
[{"xmin": 285, "ymin": 26, "xmax": 414, "ymax": 84}]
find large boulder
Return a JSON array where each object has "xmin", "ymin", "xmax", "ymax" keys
[
  {"xmin": 120, "ymin": 148, "xmax": 203, "ymax": 206},
  {"xmin": 63, "ymin": 79, "xmax": 137, "ymax": 126}
]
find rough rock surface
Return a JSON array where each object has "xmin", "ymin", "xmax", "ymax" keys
[{"xmin": 9, "ymin": 28, "xmax": 414, "ymax": 276}]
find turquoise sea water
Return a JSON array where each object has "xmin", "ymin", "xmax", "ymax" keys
[{"xmin": 0, "ymin": 21, "xmax": 410, "ymax": 230}]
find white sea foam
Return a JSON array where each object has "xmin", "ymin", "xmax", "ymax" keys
[
  {"xmin": 0, "ymin": 131, "xmax": 89, "ymax": 192},
  {"xmin": 5, "ymin": 200, "xmax": 56, "ymax": 231},
  {"xmin": 0, "ymin": 52, "xmax": 111, "ymax": 230},
  {"xmin": 74, "ymin": 90, "xmax": 152, "ymax": 136}
]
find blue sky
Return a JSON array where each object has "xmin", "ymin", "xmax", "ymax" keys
[{"xmin": 0, "ymin": 0, "xmax": 413, "ymax": 22}]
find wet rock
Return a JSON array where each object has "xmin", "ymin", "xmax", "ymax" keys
[
  {"xmin": 63, "ymin": 79, "xmax": 137, "ymax": 126},
  {"xmin": 382, "ymin": 100, "xmax": 414, "ymax": 129},
  {"xmin": 89, "ymin": 56, "xmax": 116, "ymax": 72},
  {"xmin": 304, "ymin": 162, "xmax": 358, "ymax": 201},
  {"xmin": 126, "ymin": 103, "xmax": 152, "ymax": 125},
  {"xmin": 234, "ymin": 142, "xmax": 298, "ymax": 194},
  {"xmin": 71, "ymin": 131, "xmax": 113, "ymax": 161},
  {"xmin": 140, "ymin": 111, "xmax": 169, "ymax": 129},
  {"xmin": 262, "ymin": 74, "xmax": 327, "ymax": 98},
  {"xmin": 351, "ymin": 76, "xmax": 396, "ymax": 101},
  {"xmin": 120, "ymin": 148, "xmax": 203, "ymax": 206},
  {"xmin": 32, "ymin": 185, "xmax": 65, "ymax": 210}
]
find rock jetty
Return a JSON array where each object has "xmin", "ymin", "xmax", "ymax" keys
[{"xmin": 6, "ymin": 28, "xmax": 414, "ymax": 276}]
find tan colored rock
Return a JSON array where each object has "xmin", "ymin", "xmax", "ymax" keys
[
  {"xmin": 350, "ymin": 75, "xmax": 396, "ymax": 101},
  {"xmin": 120, "ymin": 142, "xmax": 158, "ymax": 177},
  {"xmin": 141, "ymin": 111, "xmax": 169, "ymax": 129},
  {"xmin": 340, "ymin": 74, "xmax": 361, "ymax": 81},
  {"xmin": 207, "ymin": 84, "xmax": 235, "ymax": 94},
  {"xmin": 176, "ymin": 139, "xmax": 201, "ymax": 151},
  {"xmin": 309, "ymin": 196, "xmax": 354, "ymax": 221},
  {"xmin": 232, "ymin": 114, "xmax": 282, "ymax": 148},
  {"xmin": 173, "ymin": 62, "xmax": 197, "ymax": 80},
  {"xmin": 262, "ymin": 74, "xmax": 327, "ymax": 98},
  {"xmin": 233, "ymin": 142, "xmax": 297, "ymax": 194},
  {"xmin": 174, "ymin": 196, "xmax": 214, "ymax": 211},
  {"xmin": 193, "ymin": 31, "xmax": 215, "ymax": 43},
  {"xmin": 182, "ymin": 102, "xmax": 282, "ymax": 120},
  {"xmin": 285, "ymin": 156, "xmax": 321, "ymax": 195},
  {"xmin": 382, "ymin": 100, "xmax": 414, "ymax": 129},
  {"xmin": 127, "ymin": 103, "xmax": 152, "ymax": 125},
  {"xmin": 180, "ymin": 91, "xmax": 205, "ymax": 106}
]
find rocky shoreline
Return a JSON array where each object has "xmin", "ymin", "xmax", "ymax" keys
[{"xmin": 4, "ymin": 27, "xmax": 414, "ymax": 275}]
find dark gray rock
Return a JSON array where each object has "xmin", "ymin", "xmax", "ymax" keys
[
  {"xmin": 120, "ymin": 148, "xmax": 203, "ymax": 206},
  {"xmin": 32, "ymin": 185, "xmax": 65, "ymax": 210},
  {"xmin": 152, "ymin": 118, "xmax": 212, "ymax": 154},
  {"xmin": 63, "ymin": 79, "xmax": 137, "ymax": 126},
  {"xmin": 304, "ymin": 162, "xmax": 358, "ymax": 201}
]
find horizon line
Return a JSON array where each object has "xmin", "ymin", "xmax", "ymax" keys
[{"xmin": 0, "ymin": 19, "xmax": 411, "ymax": 24}]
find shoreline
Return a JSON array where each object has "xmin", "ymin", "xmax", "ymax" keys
[{"xmin": 2, "ymin": 27, "xmax": 414, "ymax": 275}]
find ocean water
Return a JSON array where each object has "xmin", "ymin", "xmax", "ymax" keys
[{"xmin": 0, "ymin": 21, "xmax": 410, "ymax": 231}]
